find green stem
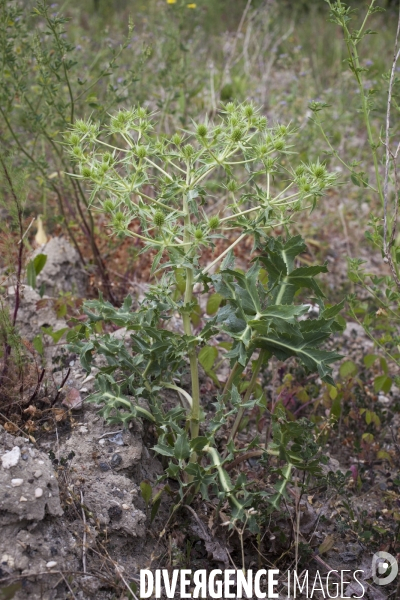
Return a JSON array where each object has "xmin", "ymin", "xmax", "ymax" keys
[
  {"xmin": 222, "ymin": 361, "xmax": 243, "ymax": 401},
  {"xmin": 227, "ymin": 349, "xmax": 267, "ymax": 448},
  {"xmin": 181, "ymin": 175, "xmax": 201, "ymax": 457},
  {"xmin": 341, "ymin": 9, "xmax": 384, "ymax": 205},
  {"xmin": 204, "ymin": 445, "xmax": 245, "ymax": 514},
  {"xmin": 198, "ymin": 233, "xmax": 246, "ymax": 278}
]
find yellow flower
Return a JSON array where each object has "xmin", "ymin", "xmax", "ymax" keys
[
  {"xmin": 187, "ymin": 2, "xmax": 196, "ymax": 6},
  {"xmin": 166, "ymin": 0, "xmax": 177, "ymax": 3}
]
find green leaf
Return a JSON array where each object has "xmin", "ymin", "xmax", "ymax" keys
[
  {"xmin": 362, "ymin": 432, "xmax": 374, "ymax": 444},
  {"xmin": 190, "ymin": 302, "xmax": 201, "ymax": 327},
  {"xmin": 321, "ymin": 300, "xmax": 345, "ymax": 320},
  {"xmin": 331, "ymin": 395, "xmax": 342, "ymax": 419},
  {"xmin": 351, "ymin": 173, "xmax": 362, "ymax": 187},
  {"xmin": 374, "ymin": 375, "xmax": 392, "ymax": 393},
  {"xmin": 33, "ymin": 253, "xmax": 47, "ymax": 275},
  {"xmin": 26, "ymin": 261, "xmax": 36, "ymax": 288},
  {"xmin": 79, "ymin": 341, "xmax": 94, "ymax": 372},
  {"xmin": 190, "ymin": 436, "xmax": 209, "ymax": 453},
  {"xmin": 363, "ymin": 354, "xmax": 378, "ymax": 368},
  {"xmin": 250, "ymin": 321, "xmax": 341, "ymax": 384},
  {"xmin": 199, "ymin": 345, "xmax": 218, "ymax": 373},
  {"xmin": 140, "ymin": 481, "xmax": 152, "ymax": 506},
  {"xmin": 0, "ymin": 583, "xmax": 21, "ymax": 600},
  {"xmin": 380, "ymin": 357, "xmax": 388, "ymax": 375},
  {"xmin": 206, "ymin": 293, "xmax": 223, "ymax": 315},
  {"xmin": 41, "ymin": 326, "xmax": 68, "ymax": 343},
  {"xmin": 339, "ymin": 360, "xmax": 357, "ymax": 378},
  {"xmin": 327, "ymin": 384, "xmax": 337, "ymax": 400},
  {"xmin": 152, "ymin": 443, "xmax": 174, "ymax": 457},
  {"xmin": 150, "ymin": 488, "xmax": 164, "ymax": 523},
  {"xmin": 174, "ymin": 433, "xmax": 191, "ymax": 460},
  {"xmin": 175, "ymin": 268, "xmax": 186, "ymax": 294},
  {"xmin": 26, "ymin": 254, "xmax": 48, "ymax": 289},
  {"xmin": 33, "ymin": 335, "xmax": 44, "ymax": 356}
]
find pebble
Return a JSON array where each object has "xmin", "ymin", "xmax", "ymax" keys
[
  {"xmin": 11, "ymin": 479, "xmax": 23, "ymax": 487},
  {"xmin": 99, "ymin": 462, "xmax": 110, "ymax": 472},
  {"xmin": 1, "ymin": 554, "xmax": 15, "ymax": 568},
  {"xmin": 62, "ymin": 387, "xmax": 83, "ymax": 410},
  {"xmin": 35, "ymin": 488, "xmax": 43, "ymax": 498},
  {"xmin": 122, "ymin": 504, "xmax": 130, "ymax": 510},
  {"xmin": 111, "ymin": 453, "xmax": 122, "ymax": 468},
  {"xmin": 34, "ymin": 470, "xmax": 43, "ymax": 479},
  {"xmin": 19, "ymin": 496, "xmax": 27, "ymax": 502},
  {"xmin": 110, "ymin": 433, "xmax": 124, "ymax": 446},
  {"xmin": 378, "ymin": 394, "xmax": 391, "ymax": 406},
  {"xmin": 1, "ymin": 446, "xmax": 21, "ymax": 469},
  {"xmin": 46, "ymin": 561, "xmax": 57, "ymax": 568}
]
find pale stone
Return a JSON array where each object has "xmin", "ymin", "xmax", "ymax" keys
[
  {"xmin": 1, "ymin": 447, "xmax": 21, "ymax": 469},
  {"xmin": 11, "ymin": 479, "xmax": 23, "ymax": 487}
]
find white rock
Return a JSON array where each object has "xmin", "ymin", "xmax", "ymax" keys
[
  {"xmin": 1, "ymin": 554, "xmax": 15, "ymax": 568},
  {"xmin": 35, "ymin": 488, "xmax": 43, "ymax": 498},
  {"xmin": 1, "ymin": 446, "xmax": 21, "ymax": 469},
  {"xmin": 34, "ymin": 470, "xmax": 43, "ymax": 479},
  {"xmin": 79, "ymin": 426, "xmax": 88, "ymax": 434},
  {"xmin": 11, "ymin": 478, "xmax": 24, "ymax": 487},
  {"xmin": 378, "ymin": 394, "xmax": 391, "ymax": 406},
  {"xmin": 37, "ymin": 460, "xmax": 44, "ymax": 465},
  {"xmin": 19, "ymin": 496, "xmax": 27, "ymax": 502},
  {"xmin": 122, "ymin": 504, "xmax": 129, "ymax": 510},
  {"xmin": 46, "ymin": 561, "xmax": 57, "ymax": 568}
]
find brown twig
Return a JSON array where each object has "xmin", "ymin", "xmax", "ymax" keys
[
  {"xmin": 28, "ymin": 368, "xmax": 46, "ymax": 403},
  {"xmin": 225, "ymin": 449, "xmax": 265, "ymax": 471},
  {"xmin": 52, "ymin": 368, "xmax": 71, "ymax": 405}
]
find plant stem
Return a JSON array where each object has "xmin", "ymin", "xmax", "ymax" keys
[
  {"xmin": 181, "ymin": 181, "xmax": 201, "ymax": 456},
  {"xmin": 341, "ymin": 9, "xmax": 384, "ymax": 205},
  {"xmin": 226, "ymin": 349, "xmax": 266, "ymax": 449},
  {"xmin": 222, "ymin": 361, "xmax": 243, "ymax": 401}
]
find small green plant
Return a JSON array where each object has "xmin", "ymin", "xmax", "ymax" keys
[
  {"xmin": 66, "ymin": 102, "xmax": 343, "ymax": 528},
  {"xmin": 315, "ymin": 1, "xmax": 400, "ymax": 372}
]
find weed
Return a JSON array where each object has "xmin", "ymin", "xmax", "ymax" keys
[{"xmin": 65, "ymin": 102, "xmax": 344, "ymax": 533}]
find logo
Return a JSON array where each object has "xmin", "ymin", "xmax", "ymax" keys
[{"xmin": 372, "ymin": 552, "xmax": 398, "ymax": 586}]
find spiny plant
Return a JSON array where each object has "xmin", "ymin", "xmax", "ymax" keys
[{"xmin": 65, "ymin": 102, "xmax": 343, "ymax": 528}]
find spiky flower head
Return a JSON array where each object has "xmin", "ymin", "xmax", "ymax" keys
[{"xmin": 154, "ymin": 211, "xmax": 166, "ymax": 227}]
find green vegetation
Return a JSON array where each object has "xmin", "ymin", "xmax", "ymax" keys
[{"xmin": 0, "ymin": 0, "xmax": 400, "ymax": 593}]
